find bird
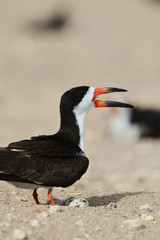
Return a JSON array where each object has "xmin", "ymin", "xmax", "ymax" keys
[
  {"xmin": 0, "ymin": 86, "xmax": 133, "ymax": 205},
  {"xmin": 108, "ymin": 105, "xmax": 160, "ymax": 141}
]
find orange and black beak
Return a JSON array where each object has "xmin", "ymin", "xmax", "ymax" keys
[{"xmin": 92, "ymin": 87, "xmax": 134, "ymax": 108}]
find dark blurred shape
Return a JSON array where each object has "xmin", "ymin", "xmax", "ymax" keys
[
  {"xmin": 45, "ymin": 14, "xmax": 68, "ymax": 30},
  {"xmin": 130, "ymin": 107, "xmax": 160, "ymax": 138},
  {"xmin": 108, "ymin": 106, "xmax": 160, "ymax": 141},
  {"xmin": 30, "ymin": 11, "xmax": 70, "ymax": 32},
  {"xmin": 146, "ymin": 0, "xmax": 160, "ymax": 5}
]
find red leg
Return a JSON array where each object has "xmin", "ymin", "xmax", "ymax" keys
[
  {"xmin": 47, "ymin": 188, "xmax": 56, "ymax": 206},
  {"xmin": 32, "ymin": 189, "xmax": 40, "ymax": 204}
]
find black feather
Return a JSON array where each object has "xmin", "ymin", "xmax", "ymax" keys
[
  {"xmin": 131, "ymin": 108, "xmax": 160, "ymax": 137},
  {"xmin": 0, "ymin": 133, "xmax": 89, "ymax": 188}
]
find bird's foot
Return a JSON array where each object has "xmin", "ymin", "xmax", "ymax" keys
[
  {"xmin": 47, "ymin": 188, "xmax": 56, "ymax": 206},
  {"xmin": 33, "ymin": 189, "xmax": 40, "ymax": 204}
]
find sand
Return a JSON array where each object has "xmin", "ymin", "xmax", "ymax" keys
[{"xmin": 0, "ymin": 0, "xmax": 160, "ymax": 239}]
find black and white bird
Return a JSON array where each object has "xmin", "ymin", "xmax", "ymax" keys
[
  {"xmin": 108, "ymin": 105, "xmax": 160, "ymax": 141},
  {"xmin": 0, "ymin": 86, "xmax": 133, "ymax": 205}
]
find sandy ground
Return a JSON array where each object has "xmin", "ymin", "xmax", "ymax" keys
[{"xmin": 0, "ymin": 0, "xmax": 160, "ymax": 239}]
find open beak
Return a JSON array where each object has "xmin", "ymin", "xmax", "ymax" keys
[{"xmin": 92, "ymin": 87, "xmax": 134, "ymax": 108}]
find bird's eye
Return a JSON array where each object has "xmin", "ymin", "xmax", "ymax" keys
[{"xmin": 80, "ymin": 90, "xmax": 84, "ymax": 97}]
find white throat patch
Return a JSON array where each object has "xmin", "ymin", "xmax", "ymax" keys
[{"xmin": 73, "ymin": 87, "xmax": 95, "ymax": 153}]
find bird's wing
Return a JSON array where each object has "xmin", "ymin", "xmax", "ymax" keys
[
  {"xmin": 8, "ymin": 134, "xmax": 82, "ymax": 157},
  {"xmin": 0, "ymin": 136, "xmax": 88, "ymax": 187}
]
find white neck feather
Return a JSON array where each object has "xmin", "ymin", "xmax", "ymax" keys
[
  {"xmin": 73, "ymin": 87, "xmax": 95, "ymax": 154},
  {"xmin": 74, "ymin": 111, "xmax": 87, "ymax": 153}
]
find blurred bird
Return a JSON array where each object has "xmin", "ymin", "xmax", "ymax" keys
[
  {"xmin": 0, "ymin": 86, "xmax": 133, "ymax": 205},
  {"xmin": 108, "ymin": 105, "xmax": 160, "ymax": 141}
]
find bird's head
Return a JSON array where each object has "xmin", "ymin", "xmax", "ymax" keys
[
  {"xmin": 59, "ymin": 86, "xmax": 133, "ymax": 152},
  {"xmin": 60, "ymin": 86, "xmax": 133, "ymax": 114}
]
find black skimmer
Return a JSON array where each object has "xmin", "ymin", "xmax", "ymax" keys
[
  {"xmin": 108, "ymin": 105, "xmax": 160, "ymax": 141},
  {"xmin": 0, "ymin": 86, "xmax": 133, "ymax": 205}
]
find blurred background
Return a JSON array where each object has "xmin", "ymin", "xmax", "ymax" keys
[{"xmin": 0, "ymin": 0, "xmax": 160, "ymax": 192}]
